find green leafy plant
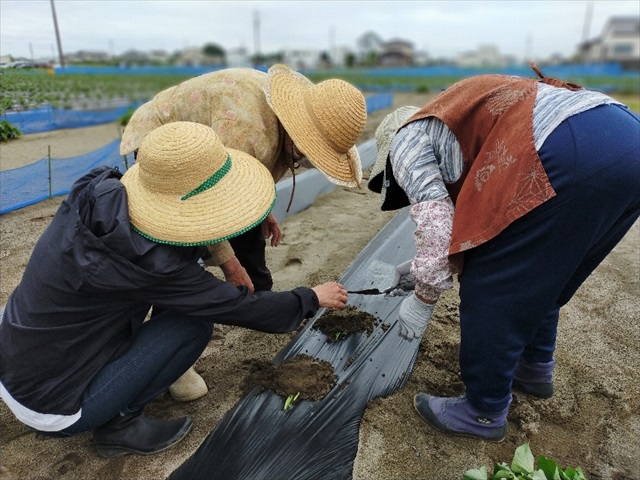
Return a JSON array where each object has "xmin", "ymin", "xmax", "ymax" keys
[
  {"xmin": 283, "ymin": 392, "xmax": 300, "ymax": 411},
  {"xmin": 0, "ymin": 120, "xmax": 22, "ymax": 142},
  {"xmin": 462, "ymin": 443, "xmax": 587, "ymax": 480}
]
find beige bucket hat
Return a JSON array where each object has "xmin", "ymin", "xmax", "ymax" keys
[
  {"xmin": 367, "ymin": 106, "xmax": 420, "ymax": 207},
  {"xmin": 265, "ymin": 64, "xmax": 367, "ymax": 187},
  {"xmin": 121, "ymin": 122, "xmax": 276, "ymax": 246}
]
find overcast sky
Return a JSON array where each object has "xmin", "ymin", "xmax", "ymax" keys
[{"xmin": 1, "ymin": 1, "xmax": 639, "ymax": 62}]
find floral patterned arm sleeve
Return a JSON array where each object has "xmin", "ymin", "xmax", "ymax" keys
[
  {"xmin": 410, "ymin": 198, "xmax": 455, "ymax": 302},
  {"xmin": 389, "ymin": 118, "xmax": 461, "ymax": 303}
]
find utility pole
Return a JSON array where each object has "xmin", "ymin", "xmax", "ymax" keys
[
  {"xmin": 524, "ymin": 34, "xmax": 533, "ymax": 64},
  {"xmin": 253, "ymin": 10, "xmax": 261, "ymax": 60},
  {"xmin": 329, "ymin": 27, "xmax": 336, "ymax": 65},
  {"xmin": 50, "ymin": 0, "xmax": 65, "ymax": 67},
  {"xmin": 582, "ymin": 1, "xmax": 594, "ymax": 42}
]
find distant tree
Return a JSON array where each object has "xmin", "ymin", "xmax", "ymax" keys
[
  {"xmin": 203, "ymin": 43, "xmax": 226, "ymax": 60},
  {"xmin": 345, "ymin": 52, "xmax": 356, "ymax": 68},
  {"xmin": 169, "ymin": 51, "xmax": 182, "ymax": 64},
  {"xmin": 364, "ymin": 51, "xmax": 379, "ymax": 67},
  {"xmin": 319, "ymin": 51, "xmax": 332, "ymax": 68}
]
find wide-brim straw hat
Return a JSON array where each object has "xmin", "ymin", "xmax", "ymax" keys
[
  {"xmin": 368, "ymin": 106, "xmax": 420, "ymax": 205},
  {"xmin": 121, "ymin": 121, "xmax": 276, "ymax": 246},
  {"xmin": 264, "ymin": 64, "xmax": 367, "ymax": 187}
]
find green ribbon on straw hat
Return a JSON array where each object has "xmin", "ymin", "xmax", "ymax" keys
[{"xmin": 180, "ymin": 155, "xmax": 232, "ymax": 202}]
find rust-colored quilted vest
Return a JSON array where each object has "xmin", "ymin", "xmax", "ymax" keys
[{"xmin": 403, "ymin": 69, "xmax": 581, "ymax": 255}]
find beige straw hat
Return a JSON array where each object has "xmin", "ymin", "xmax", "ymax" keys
[
  {"xmin": 121, "ymin": 121, "xmax": 276, "ymax": 246},
  {"xmin": 368, "ymin": 106, "xmax": 420, "ymax": 207},
  {"xmin": 264, "ymin": 64, "xmax": 367, "ymax": 187}
]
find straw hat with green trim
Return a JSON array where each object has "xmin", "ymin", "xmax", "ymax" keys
[
  {"xmin": 121, "ymin": 121, "xmax": 276, "ymax": 246},
  {"xmin": 264, "ymin": 64, "xmax": 367, "ymax": 187}
]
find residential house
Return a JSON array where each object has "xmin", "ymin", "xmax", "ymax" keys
[
  {"xmin": 282, "ymin": 49, "xmax": 323, "ymax": 70},
  {"xmin": 227, "ymin": 47, "xmax": 251, "ymax": 68},
  {"xmin": 578, "ymin": 16, "xmax": 640, "ymax": 70},
  {"xmin": 118, "ymin": 49, "xmax": 150, "ymax": 65},
  {"xmin": 456, "ymin": 44, "xmax": 508, "ymax": 68},
  {"xmin": 379, "ymin": 39, "xmax": 415, "ymax": 67},
  {"xmin": 175, "ymin": 47, "xmax": 212, "ymax": 66},
  {"xmin": 66, "ymin": 50, "xmax": 110, "ymax": 64},
  {"xmin": 147, "ymin": 49, "xmax": 171, "ymax": 65}
]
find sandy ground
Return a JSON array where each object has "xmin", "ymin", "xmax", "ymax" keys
[{"xmin": 1, "ymin": 92, "xmax": 639, "ymax": 480}]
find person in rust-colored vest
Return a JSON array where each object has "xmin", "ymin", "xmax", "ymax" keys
[{"xmin": 369, "ymin": 67, "xmax": 640, "ymax": 442}]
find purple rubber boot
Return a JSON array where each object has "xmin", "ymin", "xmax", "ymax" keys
[
  {"xmin": 512, "ymin": 358, "xmax": 555, "ymax": 399},
  {"xmin": 413, "ymin": 393, "xmax": 509, "ymax": 442}
]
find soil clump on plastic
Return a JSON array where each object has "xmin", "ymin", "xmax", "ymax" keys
[
  {"xmin": 242, "ymin": 354, "xmax": 336, "ymax": 401},
  {"xmin": 241, "ymin": 306, "xmax": 382, "ymax": 402},
  {"xmin": 313, "ymin": 305, "xmax": 380, "ymax": 342}
]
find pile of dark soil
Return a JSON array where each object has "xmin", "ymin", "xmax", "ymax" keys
[
  {"xmin": 313, "ymin": 305, "xmax": 380, "ymax": 342},
  {"xmin": 242, "ymin": 354, "xmax": 336, "ymax": 401},
  {"xmin": 240, "ymin": 306, "xmax": 386, "ymax": 405}
]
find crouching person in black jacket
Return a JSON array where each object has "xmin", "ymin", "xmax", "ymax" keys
[{"xmin": 0, "ymin": 122, "xmax": 348, "ymax": 458}]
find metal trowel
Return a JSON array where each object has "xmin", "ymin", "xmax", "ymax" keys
[{"xmin": 347, "ymin": 277, "xmax": 415, "ymax": 296}]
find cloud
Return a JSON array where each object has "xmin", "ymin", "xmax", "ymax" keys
[{"xmin": 1, "ymin": 0, "xmax": 638, "ymax": 61}]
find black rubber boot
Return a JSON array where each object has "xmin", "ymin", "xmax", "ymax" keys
[{"xmin": 93, "ymin": 411, "xmax": 192, "ymax": 458}]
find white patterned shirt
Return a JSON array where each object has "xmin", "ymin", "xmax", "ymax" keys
[{"xmin": 390, "ymin": 82, "xmax": 619, "ymax": 302}]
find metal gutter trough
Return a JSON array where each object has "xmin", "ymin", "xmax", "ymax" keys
[{"xmin": 169, "ymin": 206, "xmax": 421, "ymax": 480}]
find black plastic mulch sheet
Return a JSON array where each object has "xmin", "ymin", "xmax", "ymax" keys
[{"xmin": 169, "ymin": 208, "xmax": 420, "ymax": 480}]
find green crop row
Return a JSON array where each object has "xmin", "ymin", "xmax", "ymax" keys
[
  {"xmin": 0, "ymin": 71, "xmax": 191, "ymax": 115},
  {"xmin": 1, "ymin": 69, "xmax": 638, "ymax": 116}
]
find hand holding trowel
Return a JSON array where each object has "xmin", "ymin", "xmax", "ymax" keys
[{"xmin": 347, "ymin": 260, "xmax": 415, "ymax": 296}]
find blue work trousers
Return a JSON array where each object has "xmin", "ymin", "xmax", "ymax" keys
[
  {"xmin": 59, "ymin": 311, "xmax": 213, "ymax": 434},
  {"xmin": 458, "ymin": 104, "xmax": 640, "ymax": 412}
]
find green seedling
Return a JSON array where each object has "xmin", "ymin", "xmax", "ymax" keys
[{"xmin": 283, "ymin": 392, "xmax": 301, "ymax": 411}]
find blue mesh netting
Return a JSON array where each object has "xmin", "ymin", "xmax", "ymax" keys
[
  {"xmin": 0, "ymin": 140, "xmax": 128, "ymax": 214},
  {"xmin": 2, "ymin": 94, "xmax": 392, "ymax": 135},
  {"xmin": 365, "ymin": 93, "xmax": 392, "ymax": 112},
  {"xmin": 0, "ymin": 94, "xmax": 391, "ymax": 216},
  {"xmin": 1, "ymin": 103, "xmax": 143, "ymax": 135}
]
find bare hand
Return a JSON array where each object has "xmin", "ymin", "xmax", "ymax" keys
[
  {"xmin": 262, "ymin": 213, "xmax": 282, "ymax": 247},
  {"xmin": 219, "ymin": 257, "xmax": 254, "ymax": 293},
  {"xmin": 311, "ymin": 282, "xmax": 348, "ymax": 309}
]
